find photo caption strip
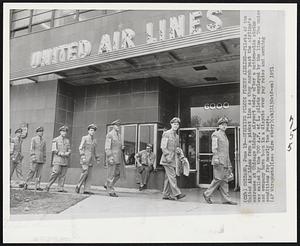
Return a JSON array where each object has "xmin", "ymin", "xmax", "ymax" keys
[{"xmin": 241, "ymin": 10, "xmax": 283, "ymax": 204}]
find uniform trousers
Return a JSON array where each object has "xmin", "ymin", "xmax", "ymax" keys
[
  {"xmin": 204, "ymin": 165, "xmax": 232, "ymax": 202},
  {"xmin": 77, "ymin": 165, "xmax": 93, "ymax": 192},
  {"xmin": 105, "ymin": 163, "xmax": 120, "ymax": 194},
  {"xmin": 10, "ymin": 160, "xmax": 24, "ymax": 182},
  {"xmin": 25, "ymin": 162, "xmax": 44, "ymax": 188},
  {"xmin": 47, "ymin": 165, "xmax": 68, "ymax": 190},
  {"xmin": 162, "ymin": 164, "xmax": 181, "ymax": 198},
  {"xmin": 137, "ymin": 165, "xmax": 153, "ymax": 186}
]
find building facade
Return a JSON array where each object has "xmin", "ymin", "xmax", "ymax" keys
[{"xmin": 10, "ymin": 9, "xmax": 240, "ymax": 190}]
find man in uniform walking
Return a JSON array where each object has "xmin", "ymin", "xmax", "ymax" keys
[
  {"xmin": 45, "ymin": 126, "xmax": 71, "ymax": 192},
  {"xmin": 24, "ymin": 126, "xmax": 46, "ymax": 191},
  {"xmin": 160, "ymin": 117, "xmax": 185, "ymax": 200},
  {"xmin": 104, "ymin": 119, "xmax": 126, "ymax": 197},
  {"xmin": 135, "ymin": 143, "xmax": 156, "ymax": 191},
  {"xmin": 203, "ymin": 117, "xmax": 237, "ymax": 205},
  {"xmin": 75, "ymin": 124, "xmax": 100, "ymax": 194},
  {"xmin": 10, "ymin": 128, "xmax": 25, "ymax": 188}
]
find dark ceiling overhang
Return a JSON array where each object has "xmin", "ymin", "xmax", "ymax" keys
[{"xmin": 53, "ymin": 38, "xmax": 240, "ymax": 88}]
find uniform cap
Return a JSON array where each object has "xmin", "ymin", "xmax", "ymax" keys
[
  {"xmin": 111, "ymin": 119, "xmax": 121, "ymax": 125},
  {"xmin": 59, "ymin": 125, "xmax": 69, "ymax": 132},
  {"xmin": 36, "ymin": 126, "xmax": 44, "ymax": 132},
  {"xmin": 170, "ymin": 117, "xmax": 181, "ymax": 124},
  {"xmin": 217, "ymin": 117, "xmax": 229, "ymax": 125},
  {"xmin": 15, "ymin": 128, "xmax": 22, "ymax": 134},
  {"xmin": 146, "ymin": 144, "xmax": 153, "ymax": 148},
  {"xmin": 88, "ymin": 124, "xmax": 97, "ymax": 131}
]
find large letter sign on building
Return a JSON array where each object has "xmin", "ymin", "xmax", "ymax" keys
[
  {"xmin": 169, "ymin": 15, "xmax": 185, "ymax": 39},
  {"xmin": 31, "ymin": 40, "xmax": 91, "ymax": 68},
  {"xmin": 30, "ymin": 11, "xmax": 224, "ymax": 68},
  {"xmin": 189, "ymin": 11, "xmax": 202, "ymax": 34}
]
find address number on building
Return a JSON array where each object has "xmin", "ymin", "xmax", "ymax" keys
[{"xmin": 204, "ymin": 102, "xmax": 230, "ymax": 110}]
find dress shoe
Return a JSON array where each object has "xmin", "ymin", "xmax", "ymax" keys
[
  {"xmin": 19, "ymin": 183, "xmax": 25, "ymax": 188},
  {"xmin": 36, "ymin": 187, "xmax": 43, "ymax": 191},
  {"xmin": 162, "ymin": 196, "xmax": 176, "ymax": 200},
  {"xmin": 83, "ymin": 191, "xmax": 94, "ymax": 195},
  {"xmin": 203, "ymin": 193, "xmax": 213, "ymax": 204},
  {"xmin": 223, "ymin": 201, "xmax": 238, "ymax": 205},
  {"xmin": 75, "ymin": 186, "xmax": 80, "ymax": 194},
  {"xmin": 176, "ymin": 194, "xmax": 186, "ymax": 200},
  {"xmin": 57, "ymin": 190, "xmax": 67, "ymax": 193},
  {"xmin": 109, "ymin": 193, "xmax": 118, "ymax": 197}
]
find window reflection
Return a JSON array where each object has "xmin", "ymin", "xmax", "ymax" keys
[
  {"xmin": 106, "ymin": 123, "xmax": 158, "ymax": 167},
  {"xmin": 191, "ymin": 105, "xmax": 240, "ymax": 127},
  {"xmin": 122, "ymin": 125, "xmax": 137, "ymax": 166},
  {"xmin": 10, "ymin": 9, "xmax": 125, "ymax": 38},
  {"xmin": 180, "ymin": 130, "xmax": 196, "ymax": 170},
  {"xmin": 138, "ymin": 125, "xmax": 154, "ymax": 151},
  {"xmin": 54, "ymin": 10, "xmax": 77, "ymax": 27}
]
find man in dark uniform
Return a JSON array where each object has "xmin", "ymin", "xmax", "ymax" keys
[
  {"xmin": 104, "ymin": 119, "xmax": 125, "ymax": 197},
  {"xmin": 24, "ymin": 126, "xmax": 46, "ymax": 191},
  {"xmin": 75, "ymin": 124, "xmax": 100, "ymax": 194},
  {"xmin": 203, "ymin": 117, "xmax": 237, "ymax": 205},
  {"xmin": 135, "ymin": 143, "xmax": 156, "ymax": 191},
  {"xmin": 160, "ymin": 117, "xmax": 186, "ymax": 201},
  {"xmin": 10, "ymin": 128, "xmax": 25, "ymax": 188},
  {"xmin": 45, "ymin": 126, "xmax": 71, "ymax": 192}
]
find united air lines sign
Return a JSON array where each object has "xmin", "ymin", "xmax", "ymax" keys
[{"xmin": 30, "ymin": 10, "xmax": 224, "ymax": 68}]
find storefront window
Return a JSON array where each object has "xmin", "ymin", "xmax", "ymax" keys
[
  {"xmin": 106, "ymin": 123, "xmax": 158, "ymax": 168},
  {"xmin": 138, "ymin": 124, "xmax": 155, "ymax": 151},
  {"xmin": 54, "ymin": 10, "xmax": 78, "ymax": 27},
  {"xmin": 191, "ymin": 105, "xmax": 240, "ymax": 127},
  {"xmin": 10, "ymin": 9, "xmax": 125, "ymax": 38},
  {"xmin": 122, "ymin": 125, "xmax": 137, "ymax": 166}
]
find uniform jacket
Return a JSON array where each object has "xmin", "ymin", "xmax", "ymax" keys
[
  {"xmin": 211, "ymin": 130, "xmax": 231, "ymax": 168},
  {"xmin": 160, "ymin": 129, "xmax": 180, "ymax": 167},
  {"xmin": 105, "ymin": 129, "xmax": 123, "ymax": 165},
  {"xmin": 135, "ymin": 150, "xmax": 156, "ymax": 168},
  {"xmin": 105, "ymin": 128, "xmax": 126, "ymax": 179},
  {"xmin": 30, "ymin": 135, "xmax": 46, "ymax": 164},
  {"xmin": 51, "ymin": 135, "xmax": 71, "ymax": 166},
  {"xmin": 79, "ymin": 134, "xmax": 100, "ymax": 166},
  {"xmin": 10, "ymin": 136, "xmax": 23, "ymax": 163}
]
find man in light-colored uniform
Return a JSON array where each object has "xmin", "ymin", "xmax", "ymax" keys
[
  {"xmin": 10, "ymin": 128, "xmax": 25, "ymax": 188},
  {"xmin": 135, "ymin": 143, "xmax": 156, "ymax": 191},
  {"xmin": 24, "ymin": 126, "xmax": 46, "ymax": 191},
  {"xmin": 160, "ymin": 117, "xmax": 186, "ymax": 200},
  {"xmin": 203, "ymin": 117, "xmax": 237, "ymax": 205},
  {"xmin": 104, "ymin": 119, "xmax": 125, "ymax": 197},
  {"xmin": 45, "ymin": 126, "xmax": 71, "ymax": 192},
  {"xmin": 75, "ymin": 124, "xmax": 100, "ymax": 195}
]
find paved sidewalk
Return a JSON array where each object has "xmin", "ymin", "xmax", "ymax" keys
[
  {"xmin": 59, "ymin": 187, "xmax": 240, "ymax": 218},
  {"xmin": 10, "ymin": 182, "xmax": 241, "ymax": 219}
]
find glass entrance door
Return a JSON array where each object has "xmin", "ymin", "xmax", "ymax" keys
[
  {"xmin": 178, "ymin": 128, "xmax": 198, "ymax": 188},
  {"xmin": 198, "ymin": 127, "xmax": 239, "ymax": 188},
  {"xmin": 198, "ymin": 128, "xmax": 215, "ymax": 188}
]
